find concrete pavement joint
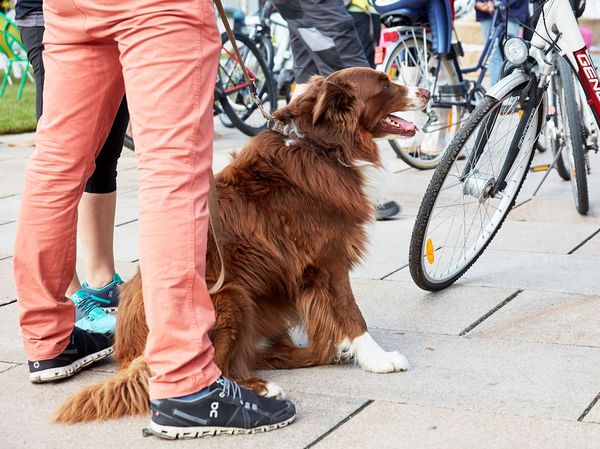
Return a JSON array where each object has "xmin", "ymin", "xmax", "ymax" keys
[
  {"xmin": 0, "ymin": 193, "xmax": 17, "ymax": 200},
  {"xmin": 0, "ymin": 255, "xmax": 12, "ymax": 261},
  {"xmin": 578, "ymin": 392, "xmax": 600, "ymax": 422},
  {"xmin": 568, "ymin": 227, "xmax": 600, "ymax": 255},
  {"xmin": 380, "ymin": 263, "xmax": 409, "ymax": 280},
  {"xmin": 303, "ymin": 400, "xmax": 374, "ymax": 449},
  {"xmin": 0, "ymin": 220, "xmax": 16, "ymax": 227},
  {"xmin": 459, "ymin": 289, "xmax": 523, "ymax": 336},
  {"xmin": 115, "ymin": 218, "xmax": 138, "ymax": 227},
  {"xmin": 0, "ymin": 299, "xmax": 16, "ymax": 307},
  {"xmin": 512, "ymin": 197, "xmax": 533, "ymax": 210}
]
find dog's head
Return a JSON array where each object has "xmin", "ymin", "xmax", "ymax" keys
[{"xmin": 273, "ymin": 67, "xmax": 430, "ymax": 164}]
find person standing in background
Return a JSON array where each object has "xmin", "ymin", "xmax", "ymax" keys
[
  {"xmin": 475, "ymin": 0, "xmax": 528, "ymax": 84},
  {"xmin": 15, "ymin": 0, "xmax": 126, "ymax": 335},
  {"xmin": 271, "ymin": 0, "xmax": 401, "ymax": 220}
]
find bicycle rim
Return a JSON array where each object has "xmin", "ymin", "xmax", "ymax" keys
[
  {"xmin": 410, "ymin": 90, "xmax": 540, "ymax": 290},
  {"xmin": 384, "ymin": 34, "xmax": 465, "ymax": 169}
]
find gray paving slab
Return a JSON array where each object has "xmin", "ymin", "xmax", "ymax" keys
[
  {"xmin": 508, "ymin": 196, "xmax": 600, "ymax": 225},
  {"xmin": 0, "ymin": 257, "xmax": 15, "ymax": 306},
  {"xmin": 314, "ymin": 401, "xmax": 600, "ymax": 449},
  {"xmin": 264, "ymin": 330, "xmax": 600, "ymax": 421},
  {"xmin": 572, "ymin": 232, "xmax": 600, "ymax": 257},
  {"xmin": 0, "ymin": 363, "xmax": 364, "ymax": 449},
  {"xmin": 113, "ymin": 220, "xmax": 139, "ymax": 263},
  {"xmin": 352, "ymin": 278, "xmax": 515, "ymax": 335},
  {"xmin": 351, "ymin": 219, "xmax": 413, "ymax": 279},
  {"xmin": 0, "ymin": 193, "xmax": 20, "ymax": 223},
  {"xmin": 487, "ymin": 220, "xmax": 600, "ymax": 254},
  {"xmin": 470, "ymin": 290, "xmax": 600, "ymax": 347},
  {"xmin": 389, "ymin": 249, "xmax": 600, "ymax": 295},
  {"xmin": 0, "ymin": 220, "xmax": 17, "ymax": 256},
  {"xmin": 0, "ymin": 361, "xmax": 19, "ymax": 374},
  {"xmin": 584, "ymin": 398, "xmax": 600, "ymax": 424},
  {"xmin": 0, "ymin": 302, "xmax": 27, "ymax": 363}
]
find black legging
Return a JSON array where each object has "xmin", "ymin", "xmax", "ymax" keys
[{"xmin": 19, "ymin": 25, "xmax": 128, "ymax": 194}]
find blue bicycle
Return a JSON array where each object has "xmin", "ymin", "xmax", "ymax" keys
[{"xmin": 374, "ymin": 0, "xmax": 510, "ymax": 169}]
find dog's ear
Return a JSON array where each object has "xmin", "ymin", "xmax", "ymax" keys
[{"xmin": 312, "ymin": 79, "xmax": 360, "ymax": 128}]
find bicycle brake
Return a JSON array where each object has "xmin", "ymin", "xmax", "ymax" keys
[{"xmin": 518, "ymin": 74, "xmax": 537, "ymax": 108}]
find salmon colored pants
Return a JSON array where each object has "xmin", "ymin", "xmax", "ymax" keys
[{"xmin": 13, "ymin": 0, "xmax": 222, "ymax": 399}]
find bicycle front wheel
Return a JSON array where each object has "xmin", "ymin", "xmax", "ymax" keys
[
  {"xmin": 409, "ymin": 87, "xmax": 542, "ymax": 291},
  {"xmin": 384, "ymin": 34, "xmax": 465, "ymax": 170}
]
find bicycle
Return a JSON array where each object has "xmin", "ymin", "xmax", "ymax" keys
[
  {"xmin": 409, "ymin": 0, "xmax": 597, "ymax": 291},
  {"xmin": 124, "ymin": 30, "xmax": 277, "ymax": 149},
  {"xmin": 243, "ymin": 1, "xmax": 295, "ymax": 103},
  {"xmin": 373, "ymin": 0, "xmax": 511, "ymax": 170}
]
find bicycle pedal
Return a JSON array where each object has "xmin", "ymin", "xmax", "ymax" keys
[{"xmin": 530, "ymin": 164, "xmax": 550, "ymax": 172}]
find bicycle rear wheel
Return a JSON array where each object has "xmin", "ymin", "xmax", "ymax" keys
[
  {"xmin": 217, "ymin": 32, "xmax": 278, "ymax": 137},
  {"xmin": 556, "ymin": 57, "xmax": 588, "ymax": 214},
  {"xmin": 409, "ymin": 86, "xmax": 542, "ymax": 291},
  {"xmin": 383, "ymin": 34, "xmax": 466, "ymax": 170}
]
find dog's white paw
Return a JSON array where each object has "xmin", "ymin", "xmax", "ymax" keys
[
  {"xmin": 339, "ymin": 332, "xmax": 410, "ymax": 374},
  {"xmin": 359, "ymin": 350, "xmax": 409, "ymax": 373},
  {"xmin": 262, "ymin": 382, "xmax": 286, "ymax": 399}
]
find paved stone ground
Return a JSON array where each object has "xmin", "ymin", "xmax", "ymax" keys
[{"xmin": 1, "ymin": 121, "xmax": 599, "ymax": 449}]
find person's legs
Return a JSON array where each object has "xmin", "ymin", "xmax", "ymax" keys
[
  {"xmin": 13, "ymin": 5, "xmax": 125, "ymax": 360},
  {"xmin": 78, "ymin": 97, "xmax": 129, "ymax": 290},
  {"xmin": 480, "ymin": 18, "xmax": 502, "ymax": 85},
  {"xmin": 113, "ymin": 0, "xmax": 222, "ymax": 400}
]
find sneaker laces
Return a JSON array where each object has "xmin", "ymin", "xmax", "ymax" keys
[
  {"xmin": 217, "ymin": 376, "xmax": 243, "ymax": 401},
  {"xmin": 74, "ymin": 294, "xmax": 102, "ymax": 320}
]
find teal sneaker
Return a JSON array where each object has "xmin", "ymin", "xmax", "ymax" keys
[
  {"xmin": 71, "ymin": 290, "xmax": 116, "ymax": 335},
  {"xmin": 81, "ymin": 273, "xmax": 123, "ymax": 314}
]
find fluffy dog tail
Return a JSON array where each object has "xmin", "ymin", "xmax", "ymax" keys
[{"xmin": 53, "ymin": 356, "xmax": 150, "ymax": 423}]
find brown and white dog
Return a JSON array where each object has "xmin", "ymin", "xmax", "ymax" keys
[{"xmin": 55, "ymin": 67, "xmax": 430, "ymax": 422}]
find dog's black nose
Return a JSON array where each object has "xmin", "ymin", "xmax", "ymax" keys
[{"xmin": 418, "ymin": 88, "xmax": 431, "ymax": 101}]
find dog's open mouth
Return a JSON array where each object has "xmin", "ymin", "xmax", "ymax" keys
[{"xmin": 379, "ymin": 114, "xmax": 417, "ymax": 137}]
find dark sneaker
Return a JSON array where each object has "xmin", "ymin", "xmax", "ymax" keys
[
  {"xmin": 144, "ymin": 376, "xmax": 296, "ymax": 440},
  {"xmin": 81, "ymin": 273, "xmax": 123, "ymax": 313},
  {"xmin": 28, "ymin": 327, "xmax": 114, "ymax": 383},
  {"xmin": 375, "ymin": 200, "xmax": 401, "ymax": 221}
]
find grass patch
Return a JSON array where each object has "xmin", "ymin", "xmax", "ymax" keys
[{"xmin": 0, "ymin": 82, "xmax": 36, "ymax": 134}]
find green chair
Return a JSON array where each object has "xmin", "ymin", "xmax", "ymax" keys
[{"xmin": 0, "ymin": 12, "xmax": 31, "ymax": 100}]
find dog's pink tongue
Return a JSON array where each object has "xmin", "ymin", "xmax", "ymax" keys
[{"xmin": 394, "ymin": 115, "xmax": 417, "ymax": 133}]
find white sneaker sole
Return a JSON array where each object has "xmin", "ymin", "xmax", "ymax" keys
[
  {"xmin": 29, "ymin": 346, "xmax": 114, "ymax": 383},
  {"xmin": 146, "ymin": 415, "xmax": 295, "ymax": 440}
]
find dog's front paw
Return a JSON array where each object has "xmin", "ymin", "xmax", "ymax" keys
[
  {"xmin": 359, "ymin": 350, "xmax": 409, "ymax": 373},
  {"xmin": 343, "ymin": 332, "xmax": 410, "ymax": 374},
  {"xmin": 261, "ymin": 382, "xmax": 286, "ymax": 399}
]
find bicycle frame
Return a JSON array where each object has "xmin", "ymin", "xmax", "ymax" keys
[
  {"xmin": 481, "ymin": 0, "xmax": 600, "ymax": 197},
  {"xmin": 530, "ymin": 0, "xmax": 600, "ymax": 125}
]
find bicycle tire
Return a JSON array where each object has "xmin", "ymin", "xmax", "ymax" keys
[
  {"xmin": 255, "ymin": 32, "xmax": 275, "ymax": 69},
  {"xmin": 217, "ymin": 32, "xmax": 278, "ymax": 137},
  {"xmin": 547, "ymin": 66, "xmax": 570, "ymax": 181},
  {"xmin": 557, "ymin": 57, "xmax": 588, "ymax": 214},
  {"xmin": 384, "ymin": 36, "xmax": 465, "ymax": 170},
  {"xmin": 409, "ymin": 89, "xmax": 542, "ymax": 291}
]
